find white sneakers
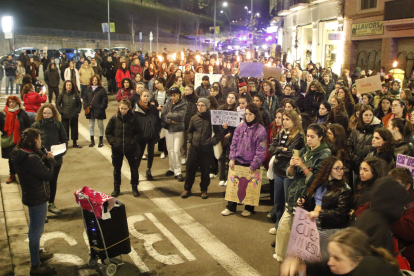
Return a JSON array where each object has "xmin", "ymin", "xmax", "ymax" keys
[
  {"xmin": 209, "ymin": 174, "xmax": 216, "ymax": 179},
  {"xmin": 219, "ymin": 180, "xmax": 225, "ymax": 186},
  {"xmin": 142, "ymin": 154, "xmax": 148, "ymax": 160},
  {"xmin": 269, "ymin": 228, "xmax": 277, "ymax": 235},
  {"xmin": 224, "ymin": 181, "xmax": 227, "ymax": 187},
  {"xmin": 181, "ymin": 158, "xmax": 186, "ymax": 165},
  {"xmin": 221, "ymin": 209, "xmax": 234, "ymax": 216},
  {"xmin": 160, "ymin": 153, "xmax": 166, "ymax": 159},
  {"xmin": 241, "ymin": 210, "xmax": 252, "ymax": 217}
]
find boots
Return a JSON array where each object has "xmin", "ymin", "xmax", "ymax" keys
[
  {"xmin": 111, "ymin": 186, "xmax": 120, "ymax": 197},
  {"xmin": 98, "ymin": 136, "xmax": 104, "ymax": 148},
  {"xmin": 73, "ymin": 140, "xmax": 82, "ymax": 148},
  {"xmin": 30, "ymin": 263, "xmax": 56, "ymax": 275},
  {"xmin": 132, "ymin": 185, "xmax": 140, "ymax": 197},
  {"xmin": 6, "ymin": 174, "xmax": 16, "ymax": 184},
  {"xmin": 146, "ymin": 169, "xmax": 154, "ymax": 181},
  {"xmin": 89, "ymin": 136, "xmax": 95, "ymax": 147}
]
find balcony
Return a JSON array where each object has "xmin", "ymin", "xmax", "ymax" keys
[
  {"xmin": 384, "ymin": 0, "xmax": 414, "ymax": 21},
  {"xmin": 289, "ymin": 0, "xmax": 309, "ymax": 11},
  {"xmin": 275, "ymin": 0, "xmax": 310, "ymax": 16}
]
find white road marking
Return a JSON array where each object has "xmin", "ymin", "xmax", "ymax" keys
[
  {"xmin": 145, "ymin": 213, "xmax": 196, "ymax": 262},
  {"xmin": 78, "ymin": 123, "xmax": 262, "ymax": 276}
]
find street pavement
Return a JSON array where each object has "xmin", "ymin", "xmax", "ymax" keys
[{"xmin": 0, "ymin": 74, "xmax": 281, "ymax": 276}]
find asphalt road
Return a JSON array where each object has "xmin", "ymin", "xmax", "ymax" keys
[{"xmin": 0, "ymin": 72, "xmax": 281, "ymax": 276}]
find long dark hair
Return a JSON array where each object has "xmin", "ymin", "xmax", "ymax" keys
[
  {"xmin": 327, "ymin": 123, "xmax": 347, "ymax": 161},
  {"xmin": 307, "ymin": 123, "xmax": 327, "ymax": 144},
  {"xmin": 390, "ymin": 118, "xmax": 414, "ymax": 138},
  {"xmin": 374, "ymin": 128, "xmax": 395, "ymax": 154},
  {"xmin": 207, "ymin": 95, "xmax": 219, "ymax": 110},
  {"xmin": 61, "ymin": 80, "xmax": 79, "ymax": 95},
  {"xmin": 16, "ymin": 128, "xmax": 42, "ymax": 156},
  {"xmin": 356, "ymin": 104, "xmax": 374, "ymax": 130},
  {"xmin": 245, "ymin": 103, "xmax": 264, "ymax": 126},
  {"xmin": 224, "ymin": 91, "xmax": 238, "ymax": 111},
  {"xmin": 354, "ymin": 157, "xmax": 384, "ymax": 202},
  {"xmin": 308, "ymin": 156, "xmax": 345, "ymax": 194}
]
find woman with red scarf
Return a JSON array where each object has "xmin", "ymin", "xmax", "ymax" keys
[{"xmin": 1, "ymin": 96, "xmax": 31, "ymax": 183}]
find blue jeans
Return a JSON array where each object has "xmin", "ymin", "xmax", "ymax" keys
[
  {"xmin": 81, "ymin": 84, "xmax": 87, "ymax": 99},
  {"xmin": 28, "ymin": 202, "xmax": 47, "ymax": 265},
  {"xmin": 89, "ymin": 119, "xmax": 104, "ymax": 136},
  {"xmin": 273, "ymin": 173, "xmax": 291, "ymax": 229},
  {"xmin": 5, "ymin": 76, "xmax": 15, "ymax": 95}
]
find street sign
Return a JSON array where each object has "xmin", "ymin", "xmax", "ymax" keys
[
  {"xmin": 110, "ymin": 22, "xmax": 115, "ymax": 33},
  {"xmin": 101, "ymin": 23, "xmax": 109, "ymax": 33},
  {"xmin": 149, "ymin": 32, "xmax": 153, "ymax": 41}
]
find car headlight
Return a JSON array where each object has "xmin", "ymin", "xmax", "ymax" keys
[{"xmin": 262, "ymin": 45, "xmax": 268, "ymax": 49}]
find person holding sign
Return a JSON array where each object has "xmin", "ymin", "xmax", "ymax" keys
[
  {"xmin": 274, "ymin": 124, "xmax": 331, "ymax": 262},
  {"xmin": 280, "ymin": 228, "xmax": 400, "ymax": 276},
  {"xmin": 298, "ymin": 156, "xmax": 352, "ymax": 260},
  {"xmin": 221, "ymin": 104, "xmax": 267, "ymax": 217}
]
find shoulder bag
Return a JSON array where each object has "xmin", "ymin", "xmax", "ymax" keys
[{"xmin": 85, "ymin": 93, "xmax": 97, "ymax": 116}]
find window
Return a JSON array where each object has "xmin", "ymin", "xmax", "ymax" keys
[{"xmin": 361, "ymin": 0, "xmax": 377, "ymax": 10}]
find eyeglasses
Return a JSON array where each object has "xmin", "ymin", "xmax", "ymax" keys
[{"xmin": 332, "ymin": 167, "xmax": 346, "ymax": 172}]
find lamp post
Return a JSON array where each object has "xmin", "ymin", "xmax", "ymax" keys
[
  {"xmin": 220, "ymin": 11, "xmax": 231, "ymax": 32},
  {"xmin": 2, "ymin": 16, "xmax": 14, "ymax": 61},
  {"xmin": 214, "ymin": 0, "xmax": 216, "ymax": 51},
  {"xmin": 107, "ymin": 0, "xmax": 110, "ymax": 49}
]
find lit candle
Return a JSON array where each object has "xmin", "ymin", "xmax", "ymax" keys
[
  {"xmin": 267, "ymin": 61, "xmax": 272, "ymax": 66},
  {"xmin": 237, "ymin": 56, "xmax": 240, "ymax": 62},
  {"xmin": 158, "ymin": 55, "xmax": 163, "ymax": 62},
  {"xmin": 247, "ymin": 51, "xmax": 251, "ymax": 60},
  {"xmin": 181, "ymin": 51, "xmax": 184, "ymax": 61},
  {"xmin": 172, "ymin": 53, "xmax": 176, "ymax": 61},
  {"xmin": 196, "ymin": 55, "xmax": 201, "ymax": 63},
  {"xmin": 216, "ymin": 58, "xmax": 220, "ymax": 66}
]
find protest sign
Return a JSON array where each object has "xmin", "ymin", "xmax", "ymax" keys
[
  {"xmin": 396, "ymin": 154, "xmax": 414, "ymax": 184},
  {"xmin": 285, "ymin": 207, "xmax": 321, "ymax": 263},
  {"xmin": 225, "ymin": 165, "xmax": 262, "ymax": 206},
  {"xmin": 263, "ymin": 66, "xmax": 282, "ymax": 80},
  {"xmin": 211, "ymin": 110, "xmax": 239, "ymax": 127},
  {"xmin": 194, "ymin": 73, "xmax": 222, "ymax": 89},
  {"xmin": 239, "ymin": 62, "xmax": 264, "ymax": 78},
  {"xmin": 355, "ymin": 75, "xmax": 382, "ymax": 94}
]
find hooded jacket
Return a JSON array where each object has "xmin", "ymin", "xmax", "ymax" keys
[
  {"xmin": 134, "ymin": 103, "xmax": 161, "ymax": 143},
  {"xmin": 83, "ymin": 86, "xmax": 108, "ymax": 120},
  {"xmin": 161, "ymin": 98, "xmax": 187, "ymax": 133},
  {"xmin": 56, "ymin": 90, "xmax": 82, "ymax": 119},
  {"xmin": 229, "ymin": 121, "xmax": 267, "ymax": 171},
  {"xmin": 79, "ymin": 64, "xmax": 95, "ymax": 86},
  {"xmin": 187, "ymin": 110, "xmax": 222, "ymax": 152},
  {"xmin": 303, "ymin": 89, "xmax": 326, "ymax": 118},
  {"xmin": 105, "ymin": 110, "xmax": 139, "ymax": 154},
  {"xmin": 10, "ymin": 148, "xmax": 56, "ymax": 206},
  {"xmin": 44, "ymin": 64, "xmax": 60, "ymax": 88}
]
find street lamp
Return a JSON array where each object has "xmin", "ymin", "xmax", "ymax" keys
[
  {"xmin": 220, "ymin": 10, "xmax": 231, "ymax": 32},
  {"xmin": 223, "ymin": 2, "xmax": 228, "ymax": 7},
  {"xmin": 256, "ymin": 13, "xmax": 260, "ymax": 17},
  {"xmin": 244, "ymin": 6, "xmax": 248, "ymax": 9},
  {"xmin": 2, "ymin": 16, "xmax": 14, "ymax": 61}
]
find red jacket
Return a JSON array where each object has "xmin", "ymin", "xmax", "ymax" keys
[
  {"xmin": 130, "ymin": 64, "xmax": 142, "ymax": 76},
  {"xmin": 115, "ymin": 69, "xmax": 131, "ymax": 88},
  {"xmin": 116, "ymin": 88, "xmax": 135, "ymax": 102},
  {"xmin": 392, "ymin": 190, "xmax": 414, "ymax": 269},
  {"xmin": 23, "ymin": 92, "xmax": 47, "ymax": 113}
]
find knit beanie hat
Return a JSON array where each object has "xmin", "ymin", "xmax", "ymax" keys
[{"xmin": 197, "ymin": 98, "xmax": 209, "ymax": 107}]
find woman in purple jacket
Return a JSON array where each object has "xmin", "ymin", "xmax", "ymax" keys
[{"xmin": 221, "ymin": 103, "xmax": 267, "ymax": 217}]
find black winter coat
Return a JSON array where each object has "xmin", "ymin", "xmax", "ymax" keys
[
  {"xmin": 302, "ymin": 180, "xmax": 352, "ymax": 229},
  {"xmin": 83, "ymin": 86, "xmax": 108, "ymax": 120},
  {"xmin": 183, "ymin": 93, "xmax": 198, "ymax": 129},
  {"xmin": 303, "ymin": 90, "xmax": 326, "ymax": 118},
  {"xmin": 44, "ymin": 65, "xmax": 60, "ymax": 88},
  {"xmin": 129, "ymin": 93, "xmax": 141, "ymax": 112},
  {"xmin": 134, "ymin": 103, "xmax": 161, "ymax": 143},
  {"xmin": 188, "ymin": 110, "xmax": 222, "ymax": 152},
  {"xmin": 1, "ymin": 109, "xmax": 31, "ymax": 159},
  {"xmin": 259, "ymin": 107, "xmax": 272, "ymax": 128},
  {"xmin": 10, "ymin": 149, "xmax": 56, "ymax": 206},
  {"xmin": 394, "ymin": 134, "xmax": 414, "ymax": 159},
  {"xmin": 102, "ymin": 61, "xmax": 116, "ymax": 79},
  {"xmin": 105, "ymin": 110, "xmax": 139, "ymax": 154},
  {"xmin": 31, "ymin": 118, "xmax": 68, "ymax": 166},
  {"xmin": 56, "ymin": 90, "xmax": 82, "ymax": 119},
  {"xmin": 4, "ymin": 60, "xmax": 16, "ymax": 77},
  {"xmin": 324, "ymin": 113, "xmax": 349, "ymax": 133}
]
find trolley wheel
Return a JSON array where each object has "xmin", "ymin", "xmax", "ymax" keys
[
  {"xmin": 105, "ymin": 263, "xmax": 117, "ymax": 276},
  {"xmin": 88, "ymin": 256, "xmax": 98, "ymax": 266}
]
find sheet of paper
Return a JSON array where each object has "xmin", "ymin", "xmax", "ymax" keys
[{"xmin": 51, "ymin": 143, "xmax": 67, "ymax": 156}]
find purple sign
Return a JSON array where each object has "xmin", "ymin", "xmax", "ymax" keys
[{"xmin": 239, "ymin": 62, "xmax": 263, "ymax": 78}]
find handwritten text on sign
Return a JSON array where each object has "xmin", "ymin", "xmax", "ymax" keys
[
  {"xmin": 211, "ymin": 110, "xmax": 240, "ymax": 127},
  {"xmin": 285, "ymin": 207, "xmax": 321, "ymax": 263},
  {"xmin": 355, "ymin": 75, "xmax": 382, "ymax": 94},
  {"xmin": 396, "ymin": 154, "xmax": 414, "ymax": 185}
]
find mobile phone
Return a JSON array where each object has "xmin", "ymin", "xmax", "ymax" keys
[
  {"xmin": 293, "ymin": 149, "xmax": 299, "ymax": 157},
  {"xmin": 42, "ymin": 86, "xmax": 46, "ymax": 93}
]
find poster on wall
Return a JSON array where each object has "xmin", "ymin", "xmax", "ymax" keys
[
  {"xmin": 351, "ymin": 21, "xmax": 383, "ymax": 36},
  {"xmin": 355, "ymin": 75, "xmax": 382, "ymax": 94},
  {"xmin": 225, "ymin": 165, "xmax": 262, "ymax": 206}
]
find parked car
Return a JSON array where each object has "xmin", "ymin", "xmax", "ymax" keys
[
  {"xmin": 78, "ymin": 48, "xmax": 96, "ymax": 60},
  {"xmin": 40, "ymin": 49, "xmax": 61, "ymax": 59},
  {"xmin": 59, "ymin": 48, "xmax": 77, "ymax": 61},
  {"xmin": 0, "ymin": 47, "xmax": 39, "ymax": 64},
  {"xmin": 110, "ymin": 47, "xmax": 129, "ymax": 54},
  {"xmin": 95, "ymin": 48, "xmax": 109, "ymax": 55}
]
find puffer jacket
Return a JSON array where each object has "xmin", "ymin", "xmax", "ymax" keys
[
  {"xmin": 303, "ymin": 90, "xmax": 326, "ymax": 118},
  {"xmin": 10, "ymin": 148, "xmax": 56, "ymax": 207},
  {"xmin": 394, "ymin": 134, "xmax": 414, "ymax": 159},
  {"xmin": 229, "ymin": 121, "xmax": 267, "ymax": 171},
  {"xmin": 79, "ymin": 64, "xmax": 95, "ymax": 85},
  {"xmin": 161, "ymin": 98, "xmax": 187, "ymax": 133},
  {"xmin": 262, "ymin": 93, "xmax": 280, "ymax": 121},
  {"xmin": 286, "ymin": 143, "xmax": 331, "ymax": 214},
  {"xmin": 259, "ymin": 107, "xmax": 273, "ymax": 128},
  {"xmin": 44, "ymin": 64, "xmax": 60, "ymax": 88},
  {"xmin": 115, "ymin": 69, "xmax": 131, "ymax": 88},
  {"xmin": 56, "ymin": 90, "xmax": 82, "ymax": 119},
  {"xmin": 31, "ymin": 118, "xmax": 68, "ymax": 166},
  {"xmin": 83, "ymin": 86, "xmax": 108, "ymax": 120},
  {"xmin": 195, "ymin": 84, "xmax": 210, "ymax": 98},
  {"xmin": 269, "ymin": 130, "xmax": 305, "ymax": 177},
  {"xmin": 302, "ymin": 180, "xmax": 352, "ymax": 229},
  {"xmin": 105, "ymin": 110, "xmax": 139, "ymax": 154},
  {"xmin": 134, "ymin": 103, "xmax": 161, "ymax": 143},
  {"xmin": 188, "ymin": 110, "xmax": 222, "ymax": 152},
  {"xmin": 183, "ymin": 93, "xmax": 199, "ymax": 129},
  {"xmin": 347, "ymin": 116, "xmax": 382, "ymax": 170}
]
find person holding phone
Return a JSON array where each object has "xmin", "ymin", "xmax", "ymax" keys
[{"xmin": 21, "ymin": 83, "xmax": 47, "ymax": 123}]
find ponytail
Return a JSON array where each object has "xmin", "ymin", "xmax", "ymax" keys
[{"xmin": 370, "ymin": 246, "xmax": 399, "ymax": 270}]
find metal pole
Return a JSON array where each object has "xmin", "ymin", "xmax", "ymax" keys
[
  {"xmin": 108, "ymin": 0, "xmax": 111, "ymax": 49},
  {"xmin": 251, "ymin": 0, "xmax": 253, "ymax": 21},
  {"xmin": 223, "ymin": 11, "xmax": 231, "ymax": 33},
  {"xmin": 213, "ymin": 0, "xmax": 216, "ymax": 51}
]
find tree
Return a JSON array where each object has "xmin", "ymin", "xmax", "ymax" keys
[{"xmin": 129, "ymin": 15, "xmax": 138, "ymax": 48}]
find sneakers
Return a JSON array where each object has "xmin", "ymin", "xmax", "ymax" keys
[
  {"xmin": 221, "ymin": 209, "xmax": 234, "ymax": 216},
  {"xmin": 6, "ymin": 174, "xmax": 16, "ymax": 184},
  {"xmin": 269, "ymin": 228, "xmax": 277, "ymax": 235},
  {"xmin": 209, "ymin": 173, "xmax": 216, "ymax": 179},
  {"xmin": 146, "ymin": 169, "xmax": 154, "ymax": 181},
  {"xmin": 160, "ymin": 153, "xmax": 166, "ymax": 159},
  {"xmin": 30, "ymin": 263, "xmax": 57, "ymax": 275},
  {"xmin": 273, "ymin": 254, "xmax": 283, "ymax": 262},
  {"xmin": 241, "ymin": 210, "xmax": 252, "ymax": 217},
  {"xmin": 223, "ymin": 181, "xmax": 227, "ymax": 187},
  {"xmin": 39, "ymin": 250, "xmax": 54, "ymax": 261},
  {"xmin": 165, "ymin": 170, "xmax": 174, "ymax": 177},
  {"xmin": 267, "ymin": 212, "xmax": 274, "ymax": 219},
  {"xmin": 132, "ymin": 185, "xmax": 140, "ymax": 197},
  {"xmin": 48, "ymin": 203, "xmax": 62, "ymax": 215},
  {"xmin": 181, "ymin": 158, "xmax": 186, "ymax": 165},
  {"xmin": 111, "ymin": 186, "xmax": 120, "ymax": 197},
  {"xmin": 219, "ymin": 180, "xmax": 225, "ymax": 186},
  {"xmin": 181, "ymin": 191, "xmax": 191, "ymax": 198},
  {"xmin": 142, "ymin": 154, "xmax": 148, "ymax": 160},
  {"xmin": 176, "ymin": 174, "xmax": 185, "ymax": 182},
  {"xmin": 201, "ymin": 191, "xmax": 209, "ymax": 199}
]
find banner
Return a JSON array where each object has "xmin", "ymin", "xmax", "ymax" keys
[
  {"xmin": 263, "ymin": 66, "xmax": 282, "ymax": 80},
  {"xmin": 110, "ymin": 22, "xmax": 115, "ymax": 33},
  {"xmin": 352, "ymin": 21, "xmax": 383, "ymax": 36},
  {"xmin": 225, "ymin": 165, "xmax": 262, "ymax": 206},
  {"xmin": 239, "ymin": 62, "xmax": 263, "ymax": 78},
  {"xmin": 211, "ymin": 110, "xmax": 239, "ymax": 127},
  {"xmin": 396, "ymin": 154, "xmax": 414, "ymax": 184},
  {"xmin": 285, "ymin": 207, "xmax": 321, "ymax": 262},
  {"xmin": 194, "ymin": 73, "xmax": 222, "ymax": 89},
  {"xmin": 355, "ymin": 75, "xmax": 382, "ymax": 94},
  {"xmin": 101, "ymin": 23, "xmax": 109, "ymax": 33}
]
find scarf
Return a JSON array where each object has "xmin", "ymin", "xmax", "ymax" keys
[
  {"xmin": 4, "ymin": 106, "xmax": 21, "ymax": 144},
  {"xmin": 139, "ymin": 100, "xmax": 151, "ymax": 112}
]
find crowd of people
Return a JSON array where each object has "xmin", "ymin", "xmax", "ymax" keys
[{"xmin": 2, "ymin": 46, "xmax": 414, "ymax": 275}]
